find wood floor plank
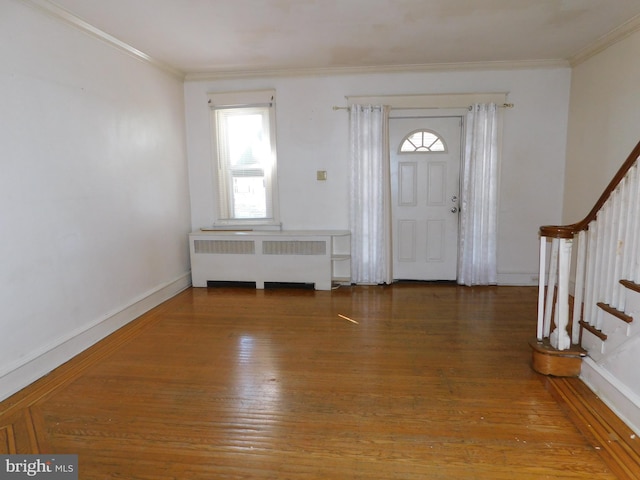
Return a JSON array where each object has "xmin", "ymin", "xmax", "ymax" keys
[
  {"xmin": 0, "ymin": 284, "xmax": 627, "ymax": 478},
  {"xmin": 0, "ymin": 409, "xmax": 40, "ymax": 454}
]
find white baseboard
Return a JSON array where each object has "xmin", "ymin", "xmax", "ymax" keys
[
  {"xmin": 497, "ymin": 272, "xmax": 539, "ymax": 286},
  {"xmin": 0, "ymin": 272, "xmax": 192, "ymax": 402},
  {"xmin": 580, "ymin": 356, "xmax": 640, "ymax": 436}
]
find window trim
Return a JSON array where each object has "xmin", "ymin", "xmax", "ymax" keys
[{"xmin": 208, "ymin": 90, "xmax": 280, "ymax": 229}]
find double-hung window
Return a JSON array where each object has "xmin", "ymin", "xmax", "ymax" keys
[{"xmin": 208, "ymin": 90, "xmax": 279, "ymax": 226}]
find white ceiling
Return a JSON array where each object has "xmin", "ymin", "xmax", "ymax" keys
[{"xmin": 46, "ymin": 0, "xmax": 640, "ymax": 76}]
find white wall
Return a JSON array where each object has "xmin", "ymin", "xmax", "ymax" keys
[
  {"xmin": 564, "ymin": 28, "xmax": 640, "ymax": 436},
  {"xmin": 0, "ymin": 1, "xmax": 192, "ymax": 400},
  {"xmin": 563, "ymin": 29, "xmax": 640, "ymax": 223},
  {"xmin": 185, "ymin": 67, "xmax": 571, "ymax": 285}
]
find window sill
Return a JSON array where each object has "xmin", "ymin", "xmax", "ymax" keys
[{"xmin": 206, "ymin": 221, "xmax": 282, "ymax": 232}]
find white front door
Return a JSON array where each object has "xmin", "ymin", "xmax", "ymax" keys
[{"xmin": 390, "ymin": 116, "xmax": 462, "ymax": 281}]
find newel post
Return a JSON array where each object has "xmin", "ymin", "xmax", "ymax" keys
[
  {"xmin": 531, "ymin": 225, "xmax": 585, "ymax": 377},
  {"xmin": 549, "ymin": 237, "xmax": 572, "ymax": 350},
  {"xmin": 537, "ymin": 225, "xmax": 575, "ymax": 350}
]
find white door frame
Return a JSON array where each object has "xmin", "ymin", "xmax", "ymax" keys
[{"xmin": 389, "ymin": 109, "xmax": 466, "ymax": 281}]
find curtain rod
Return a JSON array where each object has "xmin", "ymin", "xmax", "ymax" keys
[
  {"xmin": 332, "ymin": 103, "xmax": 514, "ymax": 111},
  {"xmin": 332, "ymin": 105, "xmax": 386, "ymax": 111},
  {"xmin": 208, "ymin": 101, "xmax": 273, "ymax": 110}
]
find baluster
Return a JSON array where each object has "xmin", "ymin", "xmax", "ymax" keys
[
  {"xmin": 620, "ymin": 168, "xmax": 638, "ymax": 310},
  {"xmin": 572, "ymin": 230, "xmax": 587, "ymax": 343},
  {"xmin": 630, "ymin": 164, "xmax": 640, "ymax": 283},
  {"xmin": 584, "ymin": 222, "xmax": 597, "ymax": 327},
  {"xmin": 593, "ymin": 209, "xmax": 607, "ymax": 330},
  {"xmin": 537, "ymin": 236, "xmax": 547, "ymax": 340},
  {"xmin": 602, "ymin": 195, "xmax": 617, "ymax": 306},
  {"xmin": 544, "ymin": 238, "xmax": 559, "ymax": 339},
  {"xmin": 612, "ymin": 182, "xmax": 627, "ymax": 309}
]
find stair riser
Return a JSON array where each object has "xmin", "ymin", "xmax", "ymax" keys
[
  {"xmin": 583, "ymin": 309, "xmax": 637, "ymax": 363},
  {"xmin": 592, "ymin": 310, "xmax": 636, "ymax": 356},
  {"xmin": 599, "ymin": 337, "xmax": 640, "ymax": 389},
  {"xmin": 624, "ymin": 288, "xmax": 640, "ymax": 317},
  {"xmin": 582, "ymin": 328, "xmax": 605, "ymax": 361}
]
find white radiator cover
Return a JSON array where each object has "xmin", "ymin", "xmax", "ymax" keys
[{"xmin": 189, "ymin": 230, "xmax": 351, "ymax": 290}]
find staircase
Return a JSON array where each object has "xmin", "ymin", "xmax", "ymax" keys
[
  {"xmin": 581, "ymin": 283, "xmax": 639, "ymax": 361},
  {"xmin": 532, "ymin": 140, "xmax": 640, "ymax": 433}
]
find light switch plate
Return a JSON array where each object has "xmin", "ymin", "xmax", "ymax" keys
[{"xmin": 317, "ymin": 170, "xmax": 327, "ymax": 181}]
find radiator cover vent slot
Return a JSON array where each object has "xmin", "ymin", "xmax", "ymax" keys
[
  {"xmin": 263, "ymin": 240, "xmax": 326, "ymax": 255},
  {"xmin": 194, "ymin": 239, "xmax": 255, "ymax": 255}
]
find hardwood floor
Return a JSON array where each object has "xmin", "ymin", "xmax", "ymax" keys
[{"xmin": 0, "ymin": 284, "xmax": 633, "ymax": 478}]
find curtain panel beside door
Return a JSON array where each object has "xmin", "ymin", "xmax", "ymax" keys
[
  {"xmin": 349, "ymin": 105, "xmax": 393, "ymax": 285},
  {"xmin": 457, "ymin": 103, "xmax": 499, "ymax": 286}
]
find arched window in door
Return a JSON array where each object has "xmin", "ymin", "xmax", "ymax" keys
[{"xmin": 399, "ymin": 129, "xmax": 447, "ymax": 153}]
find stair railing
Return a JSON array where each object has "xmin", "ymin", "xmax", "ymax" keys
[{"xmin": 537, "ymin": 140, "xmax": 640, "ymax": 350}]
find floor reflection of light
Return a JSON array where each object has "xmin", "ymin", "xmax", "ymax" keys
[
  {"xmin": 238, "ymin": 335, "xmax": 254, "ymax": 364},
  {"xmin": 231, "ymin": 334, "xmax": 281, "ymax": 450}
]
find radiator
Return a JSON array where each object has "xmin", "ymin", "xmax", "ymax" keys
[{"xmin": 189, "ymin": 230, "xmax": 350, "ymax": 291}]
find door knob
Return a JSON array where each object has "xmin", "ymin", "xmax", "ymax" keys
[{"xmin": 451, "ymin": 207, "xmax": 458, "ymax": 213}]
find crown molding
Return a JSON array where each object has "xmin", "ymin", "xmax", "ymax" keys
[
  {"xmin": 569, "ymin": 13, "xmax": 640, "ymax": 67},
  {"xmin": 20, "ymin": 0, "xmax": 185, "ymax": 80},
  {"xmin": 184, "ymin": 59, "xmax": 569, "ymax": 82}
]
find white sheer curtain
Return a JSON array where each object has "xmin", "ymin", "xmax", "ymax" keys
[
  {"xmin": 349, "ymin": 105, "xmax": 392, "ymax": 285},
  {"xmin": 458, "ymin": 103, "xmax": 499, "ymax": 286}
]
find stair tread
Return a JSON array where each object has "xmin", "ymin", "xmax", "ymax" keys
[
  {"xmin": 597, "ymin": 302, "xmax": 633, "ymax": 323},
  {"xmin": 579, "ymin": 320, "xmax": 608, "ymax": 341},
  {"xmin": 620, "ymin": 279, "xmax": 640, "ymax": 293}
]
